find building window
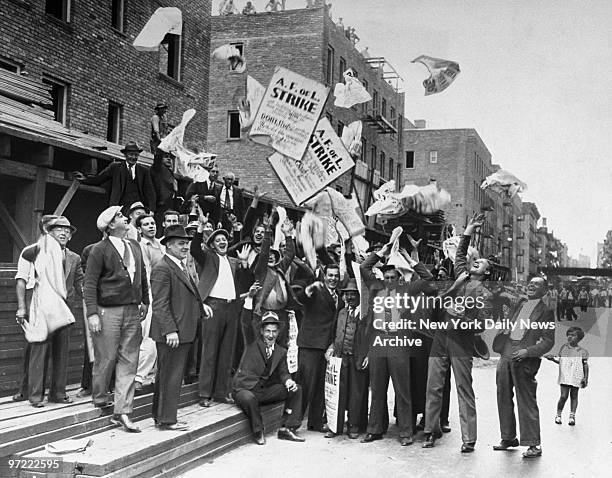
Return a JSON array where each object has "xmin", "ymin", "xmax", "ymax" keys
[
  {"xmin": 0, "ymin": 57, "xmax": 21, "ymax": 73},
  {"xmin": 227, "ymin": 110, "xmax": 241, "ymax": 139},
  {"xmin": 388, "ymin": 158, "xmax": 394, "ymax": 179},
  {"xmin": 338, "ymin": 57, "xmax": 346, "ymax": 82},
  {"xmin": 390, "ymin": 106, "xmax": 396, "ymax": 140},
  {"xmin": 396, "ymin": 163, "xmax": 402, "ymax": 186},
  {"xmin": 46, "ymin": 0, "xmax": 71, "ymax": 22},
  {"xmin": 107, "ymin": 102, "xmax": 122, "ymax": 143},
  {"xmin": 337, "ymin": 121, "xmax": 344, "ymax": 138},
  {"xmin": 371, "ymin": 145, "xmax": 377, "ymax": 170},
  {"xmin": 429, "ymin": 150, "xmax": 438, "ymax": 164},
  {"xmin": 362, "ymin": 79, "xmax": 368, "ymax": 112},
  {"xmin": 159, "ymin": 33, "xmax": 182, "ymax": 80},
  {"xmin": 380, "ymin": 152, "xmax": 386, "ymax": 177},
  {"xmin": 372, "ymin": 90, "xmax": 379, "ymax": 114},
  {"xmin": 111, "ymin": 0, "xmax": 125, "ymax": 32},
  {"xmin": 405, "ymin": 151, "xmax": 414, "ymax": 169},
  {"xmin": 42, "ymin": 76, "xmax": 69, "ymax": 125},
  {"xmin": 326, "ymin": 45, "xmax": 335, "ymax": 86},
  {"xmin": 361, "ymin": 137, "xmax": 367, "ymax": 162},
  {"xmin": 381, "ymin": 98, "xmax": 387, "ymax": 118},
  {"xmin": 229, "ymin": 42, "xmax": 244, "ymax": 71}
]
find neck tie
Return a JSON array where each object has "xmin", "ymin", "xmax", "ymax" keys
[
  {"xmin": 224, "ymin": 188, "xmax": 231, "ymax": 210},
  {"xmin": 266, "ymin": 346, "xmax": 272, "ymax": 359},
  {"xmin": 123, "ymin": 241, "xmax": 131, "ymax": 269},
  {"xmin": 129, "ymin": 165, "xmax": 135, "ymax": 180},
  {"xmin": 331, "ymin": 290, "xmax": 338, "ymax": 308}
]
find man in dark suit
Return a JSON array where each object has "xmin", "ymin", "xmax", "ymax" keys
[
  {"xmin": 297, "ymin": 263, "xmax": 342, "ymax": 432},
  {"xmin": 185, "ymin": 163, "xmax": 220, "ymax": 225},
  {"xmin": 14, "ymin": 216, "xmax": 83, "ymax": 407},
  {"xmin": 492, "ymin": 276, "xmax": 555, "ymax": 458},
  {"xmin": 233, "ymin": 311, "xmax": 304, "ymax": 445},
  {"xmin": 84, "ymin": 206, "xmax": 149, "ymax": 433},
  {"xmin": 150, "ymin": 225, "xmax": 213, "ymax": 431},
  {"xmin": 151, "ymin": 151, "xmax": 182, "ymax": 226},
  {"xmin": 74, "ymin": 141, "xmax": 156, "ymax": 213},
  {"xmin": 216, "ymin": 171, "xmax": 245, "ymax": 230},
  {"xmin": 190, "ymin": 208, "xmax": 249, "ymax": 407}
]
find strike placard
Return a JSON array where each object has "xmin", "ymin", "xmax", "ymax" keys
[
  {"xmin": 324, "ymin": 356, "xmax": 342, "ymax": 434},
  {"xmin": 250, "ymin": 66, "xmax": 329, "ymax": 161},
  {"xmin": 268, "ymin": 118, "xmax": 355, "ymax": 205}
]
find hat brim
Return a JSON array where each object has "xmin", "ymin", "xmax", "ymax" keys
[
  {"xmin": 161, "ymin": 234, "xmax": 192, "ymax": 245},
  {"xmin": 206, "ymin": 229, "xmax": 230, "ymax": 247},
  {"xmin": 121, "ymin": 147, "xmax": 144, "ymax": 153},
  {"xmin": 49, "ymin": 224, "xmax": 77, "ymax": 233},
  {"xmin": 341, "ymin": 287, "xmax": 359, "ymax": 293}
]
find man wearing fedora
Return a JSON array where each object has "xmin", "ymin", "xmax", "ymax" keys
[
  {"xmin": 74, "ymin": 141, "xmax": 156, "ymax": 213},
  {"xmin": 15, "ymin": 216, "xmax": 82, "ymax": 407},
  {"xmin": 150, "ymin": 101, "xmax": 169, "ymax": 154},
  {"xmin": 190, "ymin": 207, "xmax": 249, "ymax": 407},
  {"xmin": 325, "ymin": 278, "xmax": 369, "ymax": 439},
  {"xmin": 150, "ymin": 225, "xmax": 213, "ymax": 431},
  {"xmin": 232, "ymin": 311, "xmax": 304, "ymax": 445},
  {"xmin": 84, "ymin": 206, "xmax": 149, "ymax": 432}
]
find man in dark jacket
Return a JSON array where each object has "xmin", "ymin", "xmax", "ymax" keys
[
  {"xmin": 150, "ymin": 225, "xmax": 213, "ymax": 431},
  {"xmin": 74, "ymin": 141, "xmax": 156, "ymax": 213},
  {"xmin": 84, "ymin": 206, "xmax": 149, "ymax": 433},
  {"xmin": 232, "ymin": 311, "xmax": 304, "ymax": 445}
]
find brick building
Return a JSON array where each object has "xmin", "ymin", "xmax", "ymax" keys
[
  {"xmin": 517, "ymin": 201, "xmax": 540, "ymax": 281},
  {"xmin": 207, "ymin": 5, "xmax": 404, "ymax": 230}
]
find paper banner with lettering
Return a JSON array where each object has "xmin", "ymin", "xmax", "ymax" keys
[
  {"xmin": 268, "ymin": 117, "xmax": 355, "ymax": 205},
  {"xmin": 133, "ymin": 7, "xmax": 182, "ymax": 52},
  {"xmin": 250, "ymin": 66, "xmax": 329, "ymax": 161},
  {"xmin": 286, "ymin": 310, "xmax": 299, "ymax": 374},
  {"xmin": 324, "ymin": 356, "xmax": 342, "ymax": 433},
  {"xmin": 411, "ymin": 55, "xmax": 460, "ymax": 96}
]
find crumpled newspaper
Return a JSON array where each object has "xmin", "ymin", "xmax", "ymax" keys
[
  {"xmin": 481, "ymin": 169, "xmax": 526, "ymax": 198},
  {"xmin": 365, "ymin": 181, "xmax": 451, "ymax": 217},
  {"xmin": 238, "ymin": 75, "xmax": 265, "ymax": 130},
  {"xmin": 333, "ymin": 69, "xmax": 372, "ymax": 108},
  {"xmin": 212, "ymin": 44, "xmax": 246, "ymax": 73},
  {"xmin": 133, "ymin": 7, "xmax": 182, "ymax": 52},
  {"xmin": 386, "ymin": 226, "xmax": 414, "ymax": 281},
  {"xmin": 340, "ymin": 120, "xmax": 363, "ymax": 157},
  {"xmin": 442, "ymin": 236, "xmax": 479, "ymax": 265},
  {"xmin": 45, "ymin": 438, "xmax": 93, "ymax": 454}
]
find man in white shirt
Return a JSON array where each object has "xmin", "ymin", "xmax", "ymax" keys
[{"xmin": 216, "ymin": 172, "xmax": 245, "ymax": 230}]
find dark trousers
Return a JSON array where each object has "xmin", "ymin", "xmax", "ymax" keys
[
  {"xmin": 298, "ymin": 347, "xmax": 326, "ymax": 429},
  {"xmin": 92, "ymin": 305, "xmax": 142, "ymax": 414},
  {"xmin": 185, "ymin": 322, "xmax": 202, "ymax": 381},
  {"xmin": 153, "ymin": 342, "xmax": 191, "ymax": 425},
  {"xmin": 496, "ymin": 346, "xmax": 542, "ymax": 446},
  {"xmin": 199, "ymin": 299, "xmax": 239, "ymax": 399},
  {"xmin": 233, "ymin": 384, "xmax": 303, "ymax": 434},
  {"xmin": 556, "ymin": 301, "xmax": 564, "ymax": 321},
  {"xmin": 17, "ymin": 343, "xmax": 31, "ymax": 397},
  {"xmin": 334, "ymin": 354, "xmax": 368, "ymax": 434},
  {"xmin": 440, "ymin": 367, "xmax": 451, "ymax": 426},
  {"xmin": 28, "ymin": 324, "xmax": 71, "ymax": 404},
  {"xmin": 367, "ymin": 352, "xmax": 413, "ymax": 438},
  {"xmin": 425, "ymin": 355, "xmax": 477, "ymax": 443}
]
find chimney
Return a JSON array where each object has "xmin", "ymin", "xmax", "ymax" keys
[
  {"xmin": 542, "ymin": 217, "xmax": 547, "ymax": 227},
  {"xmin": 414, "ymin": 119, "xmax": 427, "ymax": 129}
]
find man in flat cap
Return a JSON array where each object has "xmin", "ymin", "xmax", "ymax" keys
[
  {"xmin": 84, "ymin": 206, "xmax": 149, "ymax": 432},
  {"xmin": 190, "ymin": 207, "xmax": 250, "ymax": 407},
  {"xmin": 150, "ymin": 225, "xmax": 213, "ymax": 431},
  {"xmin": 233, "ymin": 311, "xmax": 304, "ymax": 445},
  {"xmin": 15, "ymin": 216, "xmax": 82, "ymax": 407},
  {"xmin": 74, "ymin": 141, "xmax": 156, "ymax": 213}
]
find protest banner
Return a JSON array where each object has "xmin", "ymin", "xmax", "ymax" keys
[
  {"xmin": 268, "ymin": 117, "xmax": 355, "ymax": 205},
  {"xmin": 324, "ymin": 356, "xmax": 342, "ymax": 433},
  {"xmin": 412, "ymin": 55, "xmax": 461, "ymax": 96},
  {"xmin": 250, "ymin": 66, "xmax": 329, "ymax": 161},
  {"xmin": 286, "ymin": 310, "xmax": 299, "ymax": 374}
]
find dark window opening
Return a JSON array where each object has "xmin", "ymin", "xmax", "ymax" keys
[
  {"xmin": 405, "ymin": 151, "xmax": 414, "ymax": 169},
  {"xmin": 160, "ymin": 33, "xmax": 182, "ymax": 80},
  {"xmin": 46, "ymin": 0, "xmax": 71, "ymax": 22},
  {"xmin": 42, "ymin": 76, "xmax": 68, "ymax": 125},
  {"xmin": 107, "ymin": 102, "xmax": 122, "ymax": 143},
  {"xmin": 111, "ymin": 0, "xmax": 125, "ymax": 31},
  {"xmin": 227, "ymin": 111, "xmax": 241, "ymax": 139}
]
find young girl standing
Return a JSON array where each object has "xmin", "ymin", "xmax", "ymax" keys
[{"xmin": 545, "ymin": 327, "xmax": 589, "ymax": 425}]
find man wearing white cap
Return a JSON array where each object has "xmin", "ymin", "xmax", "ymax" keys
[{"xmin": 84, "ymin": 206, "xmax": 149, "ymax": 432}]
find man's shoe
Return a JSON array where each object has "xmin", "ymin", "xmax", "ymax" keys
[
  {"xmin": 348, "ymin": 431, "xmax": 359, "ymax": 439},
  {"xmin": 12, "ymin": 393, "xmax": 26, "ymax": 402},
  {"xmin": 253, "ymin": 431, "xmax": 266, "ymax": 445},
  {"xmin": 361, "ymin": 433, "xmax": 382, "ymax": 443},
  {"xmin": 307, "ymin": 424, "xmax": 329, "ymax": 433},
  {"xmin": 493, "ymin": 438, "xmax": 520, "ymax": 450},
  {"xmin": 422, "ymin": 432, "xmax": 441, "ymax": 448},
  {"xmin": 415, "ymin": 418, "xmax": 425, "ymax": 431},
  {"xmin": 76, "ymin": 388, "xmax": 91, "ymax": 398},
  {"xmin": 217, "ymin": 395, "xmax": 235, "ymax": 405},
  {"xmin": 93, "ymin": 401, "xmax": 114, "ymax": 409},
  {"xmin": 461, "ymin": 442, "xmax": 475, "ymax": 453},
  {"xmin": 441, "ymin": 422, "xmax": 451, "ymax": 433},
  {"xmin": 278, "ymin": 428, "xmax": 305, "ymax": 442},
  {"xmin": 30, "ymin": 401, "xmax": 44, "ymax": 408},
  {"xmin": 400, "ymin": 437, "xmax": 414, "ymax": 446},
  {"xmin": 49, "ymin": 396, "xmax": 73, "ymax": 404},
  {"xmin": 110, "ymin": 414, "xmax": 141, "ymax": 433},
  {"xmin": 324, "ymin": 431, "xmax": 337, "ymax": 438},
  {"xmin": 199, "ymin": 398, "xmax": 213, "ymax": 408},
  {"xmin": 522, "ymin": 446, "xmax": 542, "ymax": 458},
  {"xmin": 156, "ymin": 422, "xmax": 189, "ymax": 431}
]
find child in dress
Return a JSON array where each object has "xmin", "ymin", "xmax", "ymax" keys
[{"xmin": 545, "ymin": 326, "xmax": 589, "ymax": 425}]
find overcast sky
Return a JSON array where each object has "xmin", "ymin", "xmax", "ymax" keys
[{"xmin": 226, "ymin": 1, "xmax": 612, "ymax": 262}]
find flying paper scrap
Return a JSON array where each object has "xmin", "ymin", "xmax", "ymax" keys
[
  {"xmin": 238, "ymin": 76, "xmax": 266, "ymax": 130},
  {"xmin": 133, "ymin": 7, "xmax": 182, "ymax": 52},
  {"xmin": 412, "ymin": 55, "xmax": 460, "ymax": 96},
  {"xmin": 212, "ymin": 44, "xmax": 246, "ymax": 73},
  {"xmin": 387, "ymin": 226, "xmax": 414, "ymax": 280},
  {"xmin": 365, "ymin": 182, "xmax": 451, "ymax": 217},
  {"xmin": 442, "ymin": 236, "xmax": 479, "ymax": 265},
  {"xmin": 340, "ymin": 120, "xmax": 363, "ymax": 157},
  {"xmin": 334, "ymin": 69, "xmax": 372, "ymax": 108},
  {"xmin": 481, "ymin": 169, "xmax": 527, "ymax": 198}
]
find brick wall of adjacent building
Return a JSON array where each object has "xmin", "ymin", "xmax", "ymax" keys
[
  {"xmin": 0, "ymin": 0, "xmax": 211, "ymax": 151},
  {"xmin": 208, "ymin": 6, "xmax": 404, "ymax": 210}
]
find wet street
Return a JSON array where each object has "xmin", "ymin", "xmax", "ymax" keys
[{"xmin": 182, "ymin": 308, "xmax": 612, "ymax": 478}]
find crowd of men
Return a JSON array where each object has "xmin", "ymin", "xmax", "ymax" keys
[{"xmin": 16, "ymin": 136, "xmax": 599, "ymax": 459}]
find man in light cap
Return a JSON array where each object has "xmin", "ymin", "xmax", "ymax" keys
[
  {"xmin": 232, "ymin": 311, "xmax": 304, "ymax": 445},
  {"xmin": 84, "ymin": 206, "xmax": 149, "ymax": 432},
  {"xmin": 126, "ymin": 201, "xmax": 147, "ymax": 241},
  {"xmin": 15, "ymin": 216, "xmax": 82, "ymax": 407}
]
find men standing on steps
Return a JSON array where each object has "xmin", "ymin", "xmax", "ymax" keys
[
  {"xmin": 150, "ymin": 225, "xmax": 213, "ymax": 431},
  {"xmin": 84, "ymin": 206, "xmax": 149, "ymax": 433},
  {"xmin": 15, "ymin": 216, "xmax": 82, "ymax": 407},
  {"xmin": 233, "ymin": 311, "xmax": 304, "ymax": 445}
]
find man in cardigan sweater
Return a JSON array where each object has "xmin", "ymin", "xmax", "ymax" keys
[{"xmin": 84, "ymin": 206, "xmax": 149, "ymax": 433}]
